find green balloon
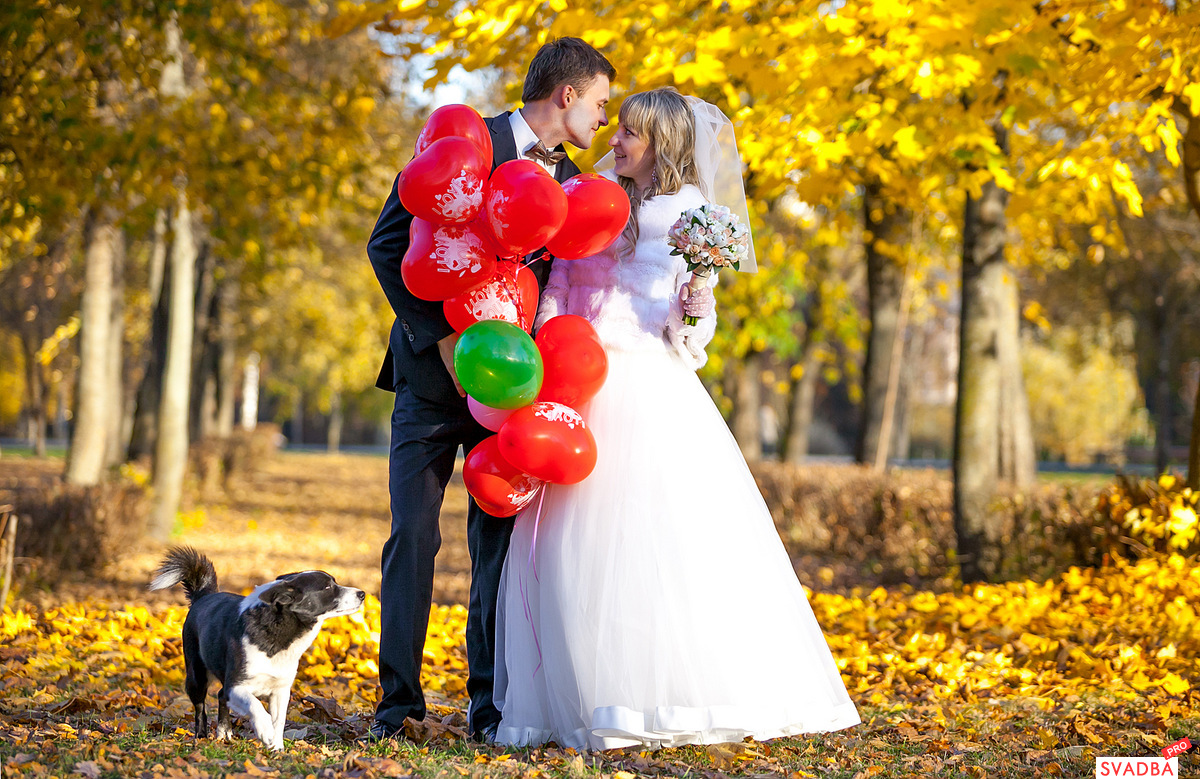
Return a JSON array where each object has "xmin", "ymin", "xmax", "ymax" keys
[{"xmin": 454, "ymin": 320, "xmax": 543, "ymax": 409}]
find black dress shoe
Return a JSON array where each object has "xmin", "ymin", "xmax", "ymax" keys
[
  {"xmin": 359, "ymin": 720, "xmax": 402, "ymax": 743},
  {"xmin": 472, "ymin": 722, "xmax": 500, "ymax": 745}
]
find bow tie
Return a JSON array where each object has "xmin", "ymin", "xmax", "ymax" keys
[{"xmin": 524, "ymin": 140, "xmax": 567, "ymax": 166}]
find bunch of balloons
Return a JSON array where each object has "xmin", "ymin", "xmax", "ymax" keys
[{"xmin": 397, "ymin": 104, "xmax": 629, "ymax": 517}]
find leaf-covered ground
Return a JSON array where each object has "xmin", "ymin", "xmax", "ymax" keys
[{"xmin": 2, "ymin": 453, "xmax": 1198, "ymax": 778}]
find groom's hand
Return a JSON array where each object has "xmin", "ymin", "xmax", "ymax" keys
[{"xmin": 437, "ymin": 332, "xmax": 466, "ymax": 397}]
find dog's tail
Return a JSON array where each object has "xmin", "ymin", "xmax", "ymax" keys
[{"xmin": 149, "ymin": 546, "xmax": 218, "ymax": 602}]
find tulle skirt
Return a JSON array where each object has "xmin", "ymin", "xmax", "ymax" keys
[{"xmin": 494, "ymin": 343, "xmax": 860, "ymax": 751}]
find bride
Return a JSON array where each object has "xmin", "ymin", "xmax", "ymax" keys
[{"xmin": 492, "ymin": 87, "xmax": 860, "ymax": 751}]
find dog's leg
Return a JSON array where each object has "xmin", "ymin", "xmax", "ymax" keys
[
  {"xmin": 193, "ymin": 703, "xmax": 208, "ymax": 741},
  {"xmin": 227, "ymin": 686, "xmax": 277, "ymax": 751},
  {"xmin": 267, "ymin": 687, "xmax": 289, "ymax": 751},
  {"xmin": 215, "ymin": 687, "xmax": 233, "ymax": 740},
  {"xmin": 184, "ymin": 659, "xmax": 209, "ymax": 740}
]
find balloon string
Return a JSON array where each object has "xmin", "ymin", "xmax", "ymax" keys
[
  {"xmin": 530, "ymin": 485, "xmax": 544, "ymax": 584},
  {"xmin": 520, "ymin": 485, "xmax": 547, "ymax": 677},
  {"xmin": 498, "ymin": 257, "xmax": 528, "ymax": 332}
]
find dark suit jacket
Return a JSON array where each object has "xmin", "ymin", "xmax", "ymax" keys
[{"xmin": 368, "ymin": 112, "xmax": 582, "ymax": 401}]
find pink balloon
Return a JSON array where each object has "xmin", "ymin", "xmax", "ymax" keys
[{"xmin": 468, "ymin": 395, "xmax": 518, "ymax": 433}]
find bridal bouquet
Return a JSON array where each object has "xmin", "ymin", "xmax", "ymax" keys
[{"xmin": 667, "ymin": 203, "xmax": 750, "ymax": 324}]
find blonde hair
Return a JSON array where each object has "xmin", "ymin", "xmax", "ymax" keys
[{"xmin": 616, "ymin": 87, "xmax": 703, "ymax": 252}]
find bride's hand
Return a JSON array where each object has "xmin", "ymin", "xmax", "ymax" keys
[{"xmin": 679, "ymin": 284, "xmax": 715, "ymax": 320}]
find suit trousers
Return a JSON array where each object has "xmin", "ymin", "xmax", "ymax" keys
[{"xmin": 376, "ymin": 380, "xmax": 515, "ymax": 733}]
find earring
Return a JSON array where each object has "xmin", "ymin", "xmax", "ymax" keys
[{"xmin": 651, "ymin": 168, "xmax": 659, "ymax": 190}]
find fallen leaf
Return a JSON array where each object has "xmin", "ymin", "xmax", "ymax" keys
[
  {"xmin": 1071, "ymin": 717, "xmax": 1105, "ymax": 745},
  {"xmin": 73, "ymin": 761, "xmax": 101, "ymax": 779},
  {"xmin": 706, "ymin": 744, "xmax": 738, "ymax": 770},
  {"xmin": 241, "ymin": 759, "xmax": 274, "ymax": 775},
  {"xmin": 300, "ymin": 695, "xmax": 347, "ymax": 723}
]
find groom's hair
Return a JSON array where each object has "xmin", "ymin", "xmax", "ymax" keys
[{"xmin": 522, "ymin": 37, "xmax": 616, "ymax": 103}]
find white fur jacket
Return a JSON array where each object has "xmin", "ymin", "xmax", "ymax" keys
[{"xmin": 534, "ymin": 184, "xmax": 718, "ymax": 369}]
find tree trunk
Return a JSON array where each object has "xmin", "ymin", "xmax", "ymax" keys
[
  {"xmin": 996, "ymin": 263, "xmax": 1036, "ymax": 486},
  {"xmin": 893, "ymin": 325, "xmax": 923, "ymax": 461},
  {"xmin": 954, "ymin": 132, "xmax": 1009, "ymax": 584},
  {"xmin": 198, "ymin": 362, "xmax": 218, "ymax": 440},
  {"xmin": 327, "ymin": 391, "xmax": 343, "ymax": 453},
  {"xmin": 1189, "ymin": 377, "xmax": 1200, "ymax": 490},
  {"xmin": 1180, "ymin": 106, "xmax": 1200, "ymax": 231},
  {"xmin": 20, "ymin": 338, "xmax": 47, "ymax": 457},
  {"xmin": 189, "ymin": 243, "xmax": 217, "ymax": 441},
  {"xmin": 65, "ymin": 211, "xmax": 117, "ymax": 485},
  {"xmin": 784, "ymin": 340, "xmax": 821, "ymax": 464},
  {"xmin": 1153, "ymin": 303, "xmax": 1173, "ymax": 475},
  {"xmin": 214, "ymin": 279, "xmax": 238, "ymax": 437},
  {"xmin": 857, "ymin": 183, "xmax": 907, "ymax": 470},
  {"xmin": 291, "ymin": 389, "xmax": 304, "ymax": 446},
  {"xmin": 54, "ymin": 380, "xmax": 69, "ymax": 442},
  {"xmin": 732, "ymin": 350, "xmax": 763, "ymax": 462},
  {"xmin": 1182, "ymin": 114, "xmax": 1200, "ymax": 489},
  {"xmin": 150, "ymin": 191, "xmax": 198, "ymax": 540},
  {"xmin": 104, "ymin": 227, "xmax": 127, "ymax": 468},
  {"xmin": 149, "ymin": 14, "xmax": 195, "ymax": 539},
  {"xmin": 241, "ymin": 351, "xmax": 260, "ymax": 431},
  {"xmin": 128, "ymin": 209, "xmax": 170, "ymax": 460}
]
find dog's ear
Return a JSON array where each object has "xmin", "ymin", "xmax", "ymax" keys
[{"xmin": 260, "ymin": 582, "xmax": 297, "ymax": 607}]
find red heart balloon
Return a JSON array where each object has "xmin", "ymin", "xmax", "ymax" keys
[
  {"xmin": 415, "ymin": 104, "xmax": 494, "ymax": 163},
  {"xmin": 498, "ymin": 401, "xmax": 597, "ymax": 484},
  {"xmin": 401, "ymin": 218, "xmax": 498, "ymax": 301},
  {"xmin": 516, "ymin": 263, "xmax": 539, "ymax": 324},
  {"xmin": 398, "ymin": 137, "xmax": 490, "ymax": 225},
  {"xmin": 485, "ymin": 159, "xmax": 568, "ymax": 258},
  {"xmin": 536, "ymin": 315, "xmax": 608, "ymax": 408},
  {"xmin": 463, "ymin": 436, "xmax": 543, "ymax": 518},
  {"xmin": 443, "ymin": 263, "xmax": 538, "ymax": 332},
  {"xmin": 544, "ymin": 174, "xmax": 631, "ymax": 260}
]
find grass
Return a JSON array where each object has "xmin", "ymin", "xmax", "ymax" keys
[{"xmin": 0, "ymin": 444, "xmax": 68, "ymax": 460}]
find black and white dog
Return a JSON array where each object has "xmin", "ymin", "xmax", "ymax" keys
[{"xmin": 150, "ymin": 546, "xmax": 365, "ymax": 751}]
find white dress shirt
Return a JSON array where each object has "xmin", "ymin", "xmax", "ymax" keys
[{"xmin": 509, "ymin": 109, "xmax": 560, "ymax": 177}]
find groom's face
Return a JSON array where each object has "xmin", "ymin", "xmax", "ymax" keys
[{"xmin": 561, "ymin": 75, "xmax": 611, "ymax": 150}]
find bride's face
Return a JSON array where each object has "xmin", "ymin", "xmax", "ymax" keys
[{"xmin": 609, "ymin": 123, "xmax": 655, "ymax": 187}]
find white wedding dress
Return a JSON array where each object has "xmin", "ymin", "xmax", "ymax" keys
[{"xmin": 493, "ymin": 184, "xmax": 860, "ymax": 751}]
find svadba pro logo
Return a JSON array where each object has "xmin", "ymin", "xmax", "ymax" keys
[{"xmin": 1094, "ymin": 757, "xmax": 1178, "ymax": 777}]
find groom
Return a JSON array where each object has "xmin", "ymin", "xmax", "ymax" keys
[{"xmin": 366, "ymin": 38, "xmax": 616, "ymax": 743}]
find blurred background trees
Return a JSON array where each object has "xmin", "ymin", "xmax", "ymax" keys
[
  {"xmin": 1, "ymin": 0, "xmax": 409, "ymax": 532},
  {"xmin": 1, "ymin": 0, "xmax": 1197, "ymax": 581}
]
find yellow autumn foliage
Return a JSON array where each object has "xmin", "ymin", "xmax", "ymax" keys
[
  {"xmin": 1096, "ymin": 474, "xmax": 1200, "ymax": 556},
  {"xmin": 4, "ymin": 554, "xmax": 1198, "ymax": 725}
]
